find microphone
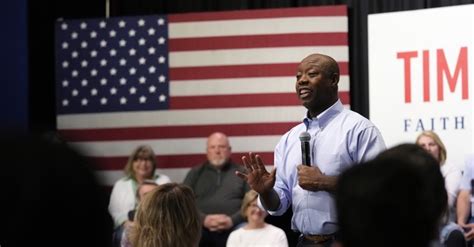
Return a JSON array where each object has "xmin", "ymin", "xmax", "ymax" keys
[{"xmin": 299, "ymin": 131, "xmax": 311, "ymax": 166}]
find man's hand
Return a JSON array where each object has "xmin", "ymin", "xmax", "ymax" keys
[
  {"xmin": 458, "ymin": 222, "xmax": 474, "ymax": 240},
  {"xmin": 236, "ymin": 152, "xmax": 276, "ymax": 195},
  {"xmin": 203, "ymin": 214, "xmax": 233, "ymax": 231},
  {"xmin": 297, "ymin": 165, "xmax": 337, "ymax": 192}
]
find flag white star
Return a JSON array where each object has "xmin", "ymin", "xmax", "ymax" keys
[
  {"xmin": 158, "ymin": 18, "xmax": 165, "ymax": 25},
  {"xmin": 81, "ymin": 60, "xmax": 88, "ymax": 67},
  {"xmin": 80, "ymin": 22, "xmax": 87, "ymax": 29},
  {"xmin": 129, "ymin": 87, "xmax": 137, "ymax": 94},
  {"xmin": 99, "ymin": 21, "xmax": 106, "ymax": 28},
  {"xmin": 110, "ymin": 87, "xmax": 117, "ymax": 95},
  {"xmin": 61, "ymin": 23, "xmax": 68, "ymax": 30},
  {"xmin": 119, "ymin": 20, "xmax": 126, "ymax": 28},
  {"xmin": 110, "ymin": 68, "xmax": 117, "ymax": 75},
  {"xmin": 62, "ymin": 99, "xmax": 69, "ymax": 106},
  {"xmin": 81, "ymin": 98, "xmax": 88, "ymax": 106},
  {"xmin": 90, "ymin": 50, "xmax": 98, "ymax": 57},
  {"xmin": 109, "ymin": 30, "xmax": 116, "ymax": 37},
  {"xmin": 109, "ymin": 49, "xmax": 117, "ymax": 56},
  {"xmin": 139, "ymin": 96, "xmax": 147, "ymax": 103},
  {"xmin": 91, "ymin": 88, "xmax": 98, "ymax": 96},
  {"xmin": 139, "ymin": 76, "xmax": 146, "ymax": 84},
  {"xmin": 62, "ymin": 80, "xmax": 69, "ymax": 87},
  {"xmin": 129, "ymin": 67, "xmax": 137, "ymax": 75},
  {"xmin": 100, "ymin": 40, "xmax": 107, "ymax": 47},
  {"xmin": 100, "ymin": 59, "xmax": 107, "ymax": 66},
  {"xmin": 139, "ymin": 57, "xmax": 146, "ymax": 64},
  {"xmin": 139, "ymin": 38, "xmax": 146, "ymax": 46},
  {"xmin": 148, "ymin": 66, "xmax": 156, "ymax": 74},
  {"xmin": 62, "ymin": 61, "xmax": 69, "ymax": 68},
  {"xmin": 90, "ymin": 31, "xmax": 97, "ymax": 38},
  {"xmin": 129, "ymin": 29, "xmax": 136, "ymax": 37},
  {"xmin": 72, "ymin": 89, "xmax": 79, "ymax": 96},
  {"xmin": 148, "ymin": 28, "xmax": 156, "ymax": 35},
  {"xmin": 158, "ymin": 75, "xmax": 166, "ymax": 83},
  {"xmin": 158, "ymin": 37, "xmax": 165, "ymax": 45},
  {"xmin": 158, "ymin": 56, "xmax": 166, "ymax": 64},
  {"xmin": 71, "ymin": 70, "xmax": 78, "ymax": 77},
  {"xmin": 90, "ymin": 69, "xmax": 98, "ymax": 76},
  {"xmin": 129, "ymin": 48, "xmax": 137, "ymax": 56},
  {"xmin": 100, "ymin": 78, "xmax": 107, "ymax": 85},
  {"xmin": 71, "ymin": 51, "xmax": 78, "ymax": 58},
  {"xmin": 100, "ymin": 97, "xmax": 107, "ymax": 105},
  {"xmin": 62, "ymin": 42, "xmax": 69, "ymax": 49},
  {"xmin": 159, "ymin": 94, "xmax": 166, "ymax": 102},
  {"xmin": 138, "ymin": 19, "xmax": 145, "ymax": 26},
  {"xmin": 120, "ymin": 97, "xmax": 127, "ymax": 104},
  {"xmin": 149, "ymin": 85, "xmax": 156, "ymax": 93},
  {"xmin": 81, "ymin": 79, "xmax": 88, "ymax": 86},
  {"xmin": 119, "ymin": 58, "xmax": 127, "ymax": 66},
  {"xmin": 71, "ymin": 32, "xmax": 78, "ymax": 39},
  {"xmin": 81, "ymin": 41, "xmax": 88, "ymax": 48},
  {"xmin": 119, "ymin": 78, "xmax": 127, "ymax": 85},
  {"xmin": 148, "ymin": 47, "xmax": 156, "ymax": 54},
  {"xmin": 119, "ymin": 39, "xmax": 126, "ymax": 47}
]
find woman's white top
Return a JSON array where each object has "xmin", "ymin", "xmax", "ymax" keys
[{"xmin": 226, "ymin": 223, "xmax": 288, "ymax": 247}]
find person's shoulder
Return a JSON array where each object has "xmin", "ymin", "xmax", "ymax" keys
[
  {"xmin": 227, "ymin": 161, "xmax": 246, "ymax": 173},
  {"xmin": 265, "ymin": 223, "xmax": 285, "ymax": 233},
  {"xmin": 339, "ymin": 108, "xmax": 380, "ymax": 131},
  {"xmin": 277, "ymin": 122, "xmax": 306, "ymax": 145},
  {"xmin": 115, "ymin": 176, "xmax": 132, "ymax": 185},
  {"xmin": 154, "ymin": 173, "xmax": 171, "ymax": 184}
]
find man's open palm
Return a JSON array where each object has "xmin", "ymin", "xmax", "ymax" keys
[{"xmin": 235, "ymin": 152, "xmax": 276, "ymax": 194}]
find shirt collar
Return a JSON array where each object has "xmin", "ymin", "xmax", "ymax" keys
[{"xmin": 303, "ymin": 99, "xmax": 343, "ymax": 129}]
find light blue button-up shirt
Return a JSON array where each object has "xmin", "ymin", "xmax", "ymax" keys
[{"xmin": 262, "ymin": 99, "xmax": 386, "ymax": 235}]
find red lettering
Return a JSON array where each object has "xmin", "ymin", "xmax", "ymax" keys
[
  {"xmin": 423, "ymin": 50, "xmax": 430, "ymax": 102},
  {"xmin": 437, "ymin": 47, "xmax": 469, "ymax": 101},
  {"xmin": 397, "ymin": 51, "xmax": 418, "ymax": 103}
]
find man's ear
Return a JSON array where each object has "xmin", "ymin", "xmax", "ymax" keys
[{"xmin": 330, "ymin": 73, "xmax": 340, "ymax": 86}]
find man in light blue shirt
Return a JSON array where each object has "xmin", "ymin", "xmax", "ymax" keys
[{"xmin": 236, "ymin": 53, "xmax": 386, "ymax": 247}]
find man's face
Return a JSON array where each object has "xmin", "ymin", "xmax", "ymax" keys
[
  {"xmin": 206, "ymin": 134, "xmax": 231, "ymax": 168},
  {"xmin": 295, "ymin": 55, "xmax": 337, "ymax": 111}
]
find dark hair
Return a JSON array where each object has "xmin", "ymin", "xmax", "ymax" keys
[
  {"xmin": 336, "ymin": 144, "xmax": 446, "ymax": 247},
  {"xmin": 0, "ymin": 134, "xmax": 113, "ymax": 247}
]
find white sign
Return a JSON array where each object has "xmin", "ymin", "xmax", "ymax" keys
[{"xmin": 369, "ymin": 5, "xmax": 474, "ymax": 169}]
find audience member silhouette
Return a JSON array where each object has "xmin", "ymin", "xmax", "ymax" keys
[
  {"xmin": 0, "ymin": 133, "xmax": 113, "ymax": 247},
  {"xmin": 336, "ymin": 144, "xmax": 451, "ymax": 247}
]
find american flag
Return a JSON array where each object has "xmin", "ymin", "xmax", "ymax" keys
[{"xmin": 55, "ymin": 5, "xmax": 349, "ymax": 185}]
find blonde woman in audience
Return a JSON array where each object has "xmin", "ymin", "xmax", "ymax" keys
[
  {"xmin": 129, "ymin": 183, "xmax": 201, "ymax": 247},
  {"xmin": 416, "ymin": 131, "xmax": 462, "ymax": 212},
  {"xmin": 109, "ymin": 145, "xmax": 171, "ymax": 246},
  {"xmin": 226, "ymin": 190, "xmax": 288, "ymax": 247}
]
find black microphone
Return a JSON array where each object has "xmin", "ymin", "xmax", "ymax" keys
[{"xmin": 299, "ymin": 131, "xmax": 311, "ymax": 166}]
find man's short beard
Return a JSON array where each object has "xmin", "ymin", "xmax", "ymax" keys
[{"xmin": 209, "ymin": 158, "xmax": 227, "ymax": 167}]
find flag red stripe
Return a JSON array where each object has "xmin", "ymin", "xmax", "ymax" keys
[
  {"xmin": 90, "ymin": 152, "xmax": 275, "ymax": 170},
  {"xmin": 59, "ymin": 122, "xmax": 299, "ymax": 142},
  {"xmin": 169, "ymin": 33, "xmax": 348, "ymax": 51},
  {"xmin": 168, "ymin": 6, "xmax": 347, "ymax": 22},
  {"xmin": 170, "ymin": 92, "xmax": 349, "ymax": 109},
  {"xmin": 170, "ymin": 62, "xmax": 349, "ymax": 80}
]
